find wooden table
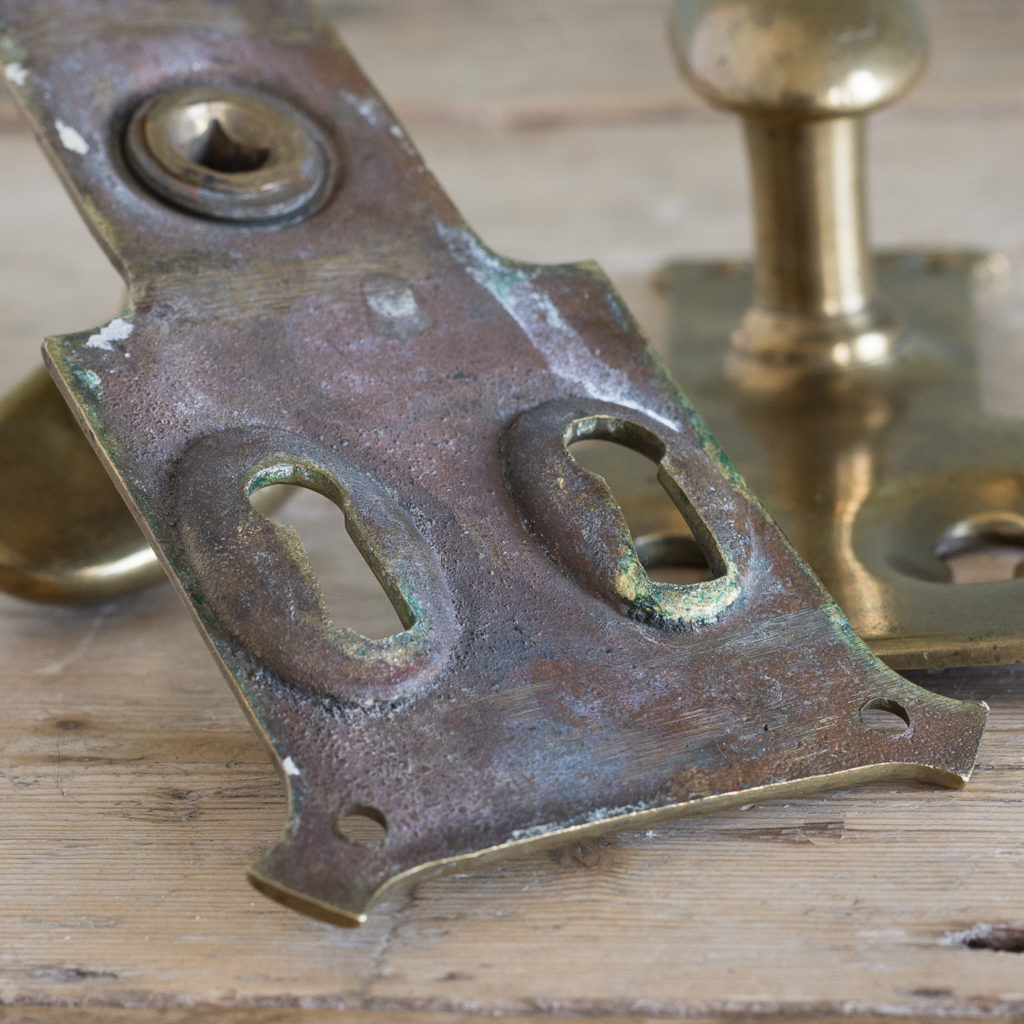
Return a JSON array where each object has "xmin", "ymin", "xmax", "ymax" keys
[{"xmin": 2, "ymin": 3, "xmax": 1024, "ymax": 1020}]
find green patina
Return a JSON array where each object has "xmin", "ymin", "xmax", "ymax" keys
[
  {"xmin": 71, "ymin": 367, "xmax": 102, "ymax": 393},
  {"xmin": 613, "ymin": 549, "xmax": 741, "ymax": 630}
]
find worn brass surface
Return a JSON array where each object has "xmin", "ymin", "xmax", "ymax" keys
[
  {"xmin": 666, "ymin": 0, "xmax": 1024, "ymax": 667},
  {"xmin": 0, "ymin": 365, "xmax": 165, "ymax": 601},
  {"xmin": 1, "ymin": 0, "xmax": 986, "ymax": 925},
  {"xmin": 655, "ymin": 252, "xmax": 1024, "ymax": 668},
  {"xmin": 0, "ymin": 79, "xmax": 332, "ymax": 604},
  {"xmin": 125, "ymin": 86, "xmax": 333, "ymax": 222},
  {"xmin": 671, "ymin": 0, "xmax": 926, "ymax": 382}
]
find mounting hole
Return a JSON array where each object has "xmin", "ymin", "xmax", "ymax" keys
[
  {"xmin": 125, "ymin": 86, "xmax": 333, "ymax": 222},
  {"xmin": 934, "ymin": 513, "xmax": 1024, "ymax": 584},
  {"xmin": 334, "ymin": 804, "xmax": 388, "ymax": 847},
  {"xmin": 859, "ymin": 697, "xmax": 911, "ymax": 736}
]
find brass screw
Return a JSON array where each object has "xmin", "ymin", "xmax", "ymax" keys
[
  {"xmin": 125, "ymin": 86, "xmax": 332, "ymax": 222},
  {"xmin": 672, "ymin": 0, "xmax": 927, "ymax": 384}
]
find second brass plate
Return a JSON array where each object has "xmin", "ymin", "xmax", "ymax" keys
[{"xmin": 650, "ymin": 251, "xmax": 1024, "ymax": 669}]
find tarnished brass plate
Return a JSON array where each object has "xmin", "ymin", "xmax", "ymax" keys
[{"xmin": 1, "ymin": 1, "xmax": 986, "ymax": 925}]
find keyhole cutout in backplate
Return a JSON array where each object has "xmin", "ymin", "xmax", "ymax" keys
[
  {"xmin": 569, "ymin": 438, "xmax": 716, "ymax": 585},
  {"xmin": 259, "ymin": 484, "xmax": 406, "ymax": 639}
]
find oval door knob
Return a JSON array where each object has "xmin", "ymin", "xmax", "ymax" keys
[{"xmin": 671, "ymin": 0, "xmax": 928, "ymax": 385}]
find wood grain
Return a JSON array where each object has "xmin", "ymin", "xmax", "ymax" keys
[{"xmin": 3, "ymin": 2, "xmax": 1024, "ymax": 1021}]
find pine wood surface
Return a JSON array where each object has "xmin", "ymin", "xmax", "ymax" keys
[{"xmin": 2, "ymin": 2, "xmax": 1024, "ymax": 1021}]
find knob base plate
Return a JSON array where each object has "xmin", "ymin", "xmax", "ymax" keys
[{"xmin": 641, "ymin": 249, "xmax": 1024, "ymax": 669}]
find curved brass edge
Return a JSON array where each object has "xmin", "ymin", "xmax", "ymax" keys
[
  {"xmin": 247, "ymin": 873, "xmax": 367, "ymax": 929},
  {"xmin": 0, "ymin": 364, "xmax": 167, "ymax": 604},
  {"xmin": 871, "ymin": 635, "xmax": 1024, "ymax": 671},
  {"xmin": 0, "ymin": 558, "xmax": 164, "ymax": 605},
  {"xmin": 249, "ymin": 727, "xmax": 987, "ymax": 927}
]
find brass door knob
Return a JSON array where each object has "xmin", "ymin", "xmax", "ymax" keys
[
  {"xmin": 0, "ymin": 366, "xmax": 167, "ymax": 602},
  {"xmin": 671, "ymin": 0, "xmax": 927, "ymax": 385}
]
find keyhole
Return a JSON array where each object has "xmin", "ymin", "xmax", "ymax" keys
[
  {"xmin": 258, "ymin": 484, "xmax": 406, "ymax": 639},
  {"xmin": 569, "ymin": 438, "xmax": 716, "ymax": 585}
]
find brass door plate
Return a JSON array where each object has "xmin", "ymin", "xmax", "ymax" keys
[
  {"xmin": 1, "ymin": 1, "xmax": 986, "ymax": 925},
  {"xmin": 653, "ymin": 251, "xmax": 1024, "ymax": 669}
]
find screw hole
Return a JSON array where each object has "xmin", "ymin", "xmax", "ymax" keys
[
  {"xmin": 859, "ymin": 697, "xmax": 911, "ymax": 736},
  {"xmin": 187, "ymin": 117, "xmax": 269, "ymax": 174},
  {"xmin": 125, "ymin": 87, "xmax": 331, "ymax": 221},
  {"xmin": 334, "ymin": 804, "xmax": 388, "ymax": 847}
]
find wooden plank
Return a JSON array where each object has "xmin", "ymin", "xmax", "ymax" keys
[{"xmin": 2, "ymin": 1, "xmax": 1024, "ymax": 1021}]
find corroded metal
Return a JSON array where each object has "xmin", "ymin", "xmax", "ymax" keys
[{"xmin": 0, "ymin": 0, "xmax": 986, "ymax": 925}]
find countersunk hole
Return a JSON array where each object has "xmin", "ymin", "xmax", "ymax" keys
[
  {"xmin": 187, "ymin": 117, "xmax": 269, "ymax": 173},
  {"xmin": 859, "ymin": 697, "xmax": 911, "ymax": 736},
  {"xmin": 947, "ymin": 924, "xmax": 1024, "ymax": 953},
  {"xmin": 335, "ymin": 804, "xmax": 388, "ymax": 847},
  {"xmin": 934, "ymin": 513, "xmax": 1024, "ymax": 584},
  {"xmin": 125, "ymin": 87, "xmax": 330, "ymax": 222},
  {"xmin": 568, "ymin": 438, "xmax": 717, "ymax": 585}
]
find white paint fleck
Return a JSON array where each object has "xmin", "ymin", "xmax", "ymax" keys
[
  {"xmin": 86, "ymin": 317, "xmax": 133, "ymax": 351},
  {"xmin": 342, "ymin": 90, "xmax": 385, "ymax": 128},
  {"xmin": 367, "ymin": 283, "xmax": 418, "ymax": 319},
  {"xmin": 55, "ymin": 119, "xmax": 89, "ymax": 155},
  {"xmin": 282, "ymin": 756, "xmax": 301, "ymax": 777},
  {"xmin": 5, "ymin": 62, "xmax": 27, "ymax": 86}
]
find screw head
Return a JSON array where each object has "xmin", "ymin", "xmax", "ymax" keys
[
  {"xmin": 125, "ymin": 86, "xmax": 332, "ymax": 222},
  {"xmin": 672, "ymin": 0, "xmax": 928, "ymax": 119}
]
